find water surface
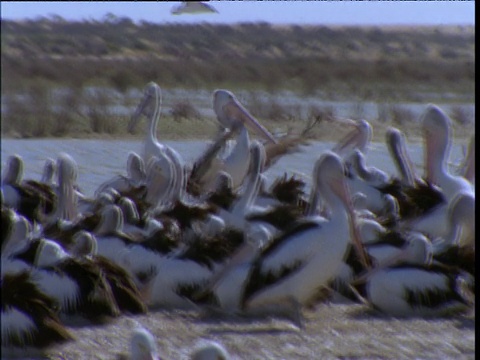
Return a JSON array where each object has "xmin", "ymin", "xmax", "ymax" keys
[{"xmin": 1, "ymin": 138, "xmax": 467, "ymax": 197}]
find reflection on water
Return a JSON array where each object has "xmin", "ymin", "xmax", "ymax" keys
[{"xmin": 1, "ymin": 138, "xmax": 467, "ymax": 197}]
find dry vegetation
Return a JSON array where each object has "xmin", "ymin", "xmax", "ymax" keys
[{"xmin": 0, "ymin": 18, "xmax": 475, "ymax": 139}]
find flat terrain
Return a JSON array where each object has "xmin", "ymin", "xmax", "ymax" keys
[
  {"xmin": 1, "ymin": 20, "xmax": 475, "ymax": 139},
  {"xmin": 6, "ymin": 303, "xmax": 474, "ymax": 360}
]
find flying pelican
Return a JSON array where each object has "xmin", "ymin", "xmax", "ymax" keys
[{"xmin": 171, "ymin": 1, "xmax": 219, "ymax": 15}]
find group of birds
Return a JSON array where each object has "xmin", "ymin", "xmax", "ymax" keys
[{"xmin": 1, "ymin": 81, "xmax": 475, "ymax": 358}]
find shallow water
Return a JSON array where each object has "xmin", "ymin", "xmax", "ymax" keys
[{"xmin": 1, "ymin": 138, "xmax": 467, "ymax": 197}]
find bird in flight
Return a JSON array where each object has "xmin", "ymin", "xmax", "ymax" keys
[{"xmin": 171, "ymin": 1, "xmax": 219, "ymax": 15}]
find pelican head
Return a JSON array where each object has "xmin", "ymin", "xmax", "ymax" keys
[
  {"xmin": 421, "ymin": 104, "xmax": 452, "ymax": 182},
  {"xmin": 94, "ymin": 204, "xmax": 124, "ymax": 236},
  {"xmin": 381, "ymin": 232, "xmax": 433, "ymax": 269},
  {"xmin": 213, "ymin": 90, "xmax": 277, "ymax": 144},
  {"xmin": 118, "ymin": 196, "xmax": 140, "ymax": 224},
  {"xmin": 191, "ymin": 340, "xmax": 229, "ymax": 360},
  {"xmin": 314, "ymin": 151, "xmax": 370, "ymax": 268},
  {"xmin": 127, "ymin": 152, "xmax": 146, "ymax": 184},
  {"xmin": 41, "ymin": 158, "xmax": 56, "ymax": 185},
  {"xmin": 71, "ymin": 231, "xmax": 98, "ymax": 257},
  {"xmin": 129, "ymin": 82, "xmax": 162, "ymax": 134},
  {"xmin": 2, "ymin": 154, "xmax": 24, "ymax": 185},
  {"xmin": 448, "ymin": 191, "xmax": 475, "ymax": 247},
  {"xmin": 332, "ymin": 119, "xmax": 372, "ymax": 158},
  {"xmin": 386, "ymin": 127, "xmax": 416, "ymax": 186},
  {"xmin": 2, "ymin": 212, "xmax": 31, "ymax": 256},
  {"xmin": 56, "ymin": 153, "xmax": 79, "ymax": 221},
  {"xmin": 145, "ymin": 155, "xmax": 175, "ymax": 208},
  {"xmin": 34, "ymin": 239, "xmax": 70, "ymax": 268},
  {"xmin": 130, "ymin": 326, "xmax": 159, "ymax": 360}
]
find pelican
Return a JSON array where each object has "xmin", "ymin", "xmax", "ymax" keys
[
  {"xmin": 329, "ymin": 120, "xmax": 391, "ymax": 215},
  {"xmin": 95, "ymin": 152, "xmax": 146, "ymax": 197},
  {"xmin": 1, "ymin": 155, "xmax": 56, "ymax": 224},
  {"xmin": 432, "ymin": 191, "xmax": 475, "ymax": 249},
  {"xmin": 71, "ymin": 231, "xmax": 148, "ymax": 315},
  {"xmin": 422, "ymin": 104, "xmax": 474, "ymax": 202},
  {"xmin": 209, "ymin": 151, "xmax": 367, "ymax": 321},
  {"xmin": 13, "ymin": 238, "xmax": 121, "ymax": 322},
  {"xmin": 386, "ymin": 127, "xmax": 418, "ymax": 186},
  {"xmin": 330, "ymin": 231, "xmax": 431, "ymax": 302},
  {"xmin": 189, "ymin": 90, "xmax": 277, "ymax": 193},
  {"xmin": 352, "ymin": 233, "xmax": 473, "ymax": 317},
  {"xmin": 332, "ymin": 118, "xmax": 372, "ymax": 160},
  {"xmin": 457, "ymin": 134, "xmax": 475, "ymax": 184},
  {"xmin": 130, "ymin": 325, "xmax": 159, "ymax": 360},
  {"xmin": 191, "ymin": 340, "xmax": 230, "ymax": 360},
  {"xmin": 38, "ymin": 153, "xmax": 80, "ymax": 224},
  {"xmin": 144, "ymin": 156, "xmax": 176, "ymax": 210},
  {"xmin": 129, "ymin": 82, "xmax": 185, "ymax": 204},
  {"xmin": 40, "ymin": 158, "xmax": 56, "ymax": 186},
  {"xmin": 215, "ymin": 141, "xmax": 266, "ymax": 231},
  {"xmin": 171, "ymin": 1, "xmax": 218, "ymax": 15},
  {"xmin": 1, "ymin": 270, "xmax": 74, "ymax": 350}
]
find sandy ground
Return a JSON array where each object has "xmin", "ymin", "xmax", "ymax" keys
[{"xmin": 3, "ymin": 300, "xmax": 474, "ymax": 360}]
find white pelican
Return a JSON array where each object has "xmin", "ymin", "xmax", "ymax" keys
[
  {"xmin": 190, "ymin": 89, "xmax": 277, "ymax": 193},
  {"xmin": 215, "ymin": 141, "xmax": 266, "ymax": 231},
  {"xmin": 1, "ymin": 270, "xmax": 74, "ymax": 350},
  {"xmin": 171, "ymin": 1, "xmax": 218, "ymax": 15},
  {"xmin": 386, "ymin": 127, "xmax": 418, "ymax": 186},
  {"xmin": 130, "ymin": 325, "xmax": 159, "ymax": 360},
  {"xmin": 330, "ymin": 231, "xmax": 432, "ymax": 303},
  {"xmin": 1, "ymin": 155, "xmax": 56, "ymax": 224},
  {"xmin": 213, "ymin": 90, "xmax": 277, "ymax": 144},
  {"xmin": 71, "ymin": 231, "xmax": 148, "ymax": 315},
  {"xmin": 144, "ymin": 156, "xmax": 176, "ymax": 210},
  {"xmin": 215, "ymin": 151, "xmax": 366, "ymax": 322},
  {"xmin": 1, "ymin": 209, "xmax": 32, "ymax": 263},
  {"xmin": 40, "ymin": 158, "xmax": 56, "ymax": 186},
  {"xmin": 129, "ymin": 82, "xmax": 184, "ymax": 203},
  {"xmin": 95, "ymin": 152, "xmax": 146, "ymax": 197},
  {"xmin": 329, "ymin": 120, "xmax": 390, "ymax": 215},
  {"xmin": 12, "ymin": 237, "xmax": 121, "ymax": 321},
  {"xmin": 457, "ymin": 134, "xmax": 475, "ymax": 184},
  {"xmin": 352, "ymin": 234, "xmax": 473, "ymax": 317},
  {"xmin": 432, "ymin": 191, "xmax": 475, "ymax": 250},
  {"xmin": 39, "ymin": 153, "xmax": 80, "ymax": 224},
  {"xmin": 191, "ymin": 340, "xmax": 230, "ymax": 360},
  {"xmin": 422, "ymin": 104, "xmax": 474, "ymax": 202},
  {"xmin": 332, "ymin": 118, "xmax": 372, "ymax": 160}
]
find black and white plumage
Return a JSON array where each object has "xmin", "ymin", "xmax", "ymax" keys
[
  {"xmin": 2, "ymin": 154, "xmax": 57, "ymax": 224},
  {"xmin": 353, "ymin": 263, "xmax": 472, "ymax": 317},
  {"xmin": 208, "ymin": 151, "xmax": 366, "ymax": 319},
  {"xmin": 1, "ymin": 270, "xmax": 74, "ymax": 349}
]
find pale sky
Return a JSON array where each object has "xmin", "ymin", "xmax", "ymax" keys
[{"xmin": 0, "ymin": 1, "xmax": 475, "ymax": 26}]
